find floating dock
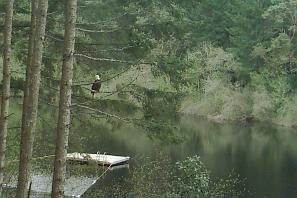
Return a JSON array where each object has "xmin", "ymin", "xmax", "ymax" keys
[{"xmin": 67, "ymin": 153, "xmax": 130, "ymax": 166}]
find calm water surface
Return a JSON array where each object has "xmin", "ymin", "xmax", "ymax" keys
[
  {"xmin": 7, "ymin": 103, "xmax": 297, "ymax": 197},
  {"xmin": 74, "ymin": 116, "xmax": 297, "ymax": 198}
]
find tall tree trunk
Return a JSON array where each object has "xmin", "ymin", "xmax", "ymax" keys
[
  {"xmin": 0, "ymin": 0, "xmax": 14, "ymax": 185},
  {"xmin": 51, "ymin": 0, "xmax": 77, "ymax": 197},
  {"xmin": 22, "ymin": 0, "xmax": 38, "ymax": 138},
  {"xmin": 16, "ymin": 0, "xmax": 48, "ymax": 197}
]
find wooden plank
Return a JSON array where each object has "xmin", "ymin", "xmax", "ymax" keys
[{"xmin": 67, "ymin": 153, "xmax": 130, "ymax": 166}]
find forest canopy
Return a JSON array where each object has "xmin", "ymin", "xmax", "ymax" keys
[
  {"xmin": 1, "ymin": 0, "xmax": 297, "ymax": 197},
  {"xmin": 1, "ymin": 0, "xmax": 296, "ymax": 127}
]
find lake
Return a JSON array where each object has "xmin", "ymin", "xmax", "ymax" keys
[
  {"xmin": 4, "ymin": 102, "xmax": 297, "ymax": 197},
  {"xmin": 74, "ymin": 115, "xmax": 297, "ymax": 198}
]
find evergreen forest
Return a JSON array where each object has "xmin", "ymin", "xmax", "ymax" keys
[{"xmin": 0, "ymin": 0, "xmax": 297, "ymax": 197}]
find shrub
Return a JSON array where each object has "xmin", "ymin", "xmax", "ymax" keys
[
  {"xmin": 221, "ymin": 89, "xmax": 252, "ymax": 121},
  {"xmin": 251, "ymin": 87, "xmax": 275, "ymax": 121},
  {"xmin": 196, "ymin": 79, "xmax": 230, "ymax": 116},
  {"xmin": 210, "ymin": 171, "xmax": 249, "ymax": 198},
  {"xmin": 97, "ymin": 155, "xmax": 248, "ymax": 198},
  {"xmin": 277, "ymin": 93, "xmax": 297, "ymax": 127},
  {"xmin": 181, "ymin": 79, "xmax": 253, "ymax": 122},
  {"xmin": 175, "ymin": 156, "xmax": 249, "ymax": 198},
  {"xmin": 174, "ymin": 156, "xmax": 210, "ymax": 197}
]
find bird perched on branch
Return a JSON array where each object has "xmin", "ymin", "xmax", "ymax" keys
[{"xmin": 91, "ymin": 74, "xmax": 101, "ymax": 97}]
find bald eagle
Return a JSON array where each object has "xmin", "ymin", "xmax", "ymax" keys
[{"xmin": 91, "ymin": 74, "xmax": 101, "ymax": 97}]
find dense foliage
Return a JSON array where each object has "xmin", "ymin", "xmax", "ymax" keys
[
  {"xmin": 86, "ymin": 155, "xmax": 248, "ymax": 197},
  {"xmin": 1, "ymin": 0, "xmax": 297, "ymax": 196},
  {"xmin": 1, "ymin": 0, "xmax": 297, "ymax": 127}
]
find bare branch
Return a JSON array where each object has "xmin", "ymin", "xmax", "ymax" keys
[
  {"xmin": 47, "ymin": 32, "xmax": 131, "ymax": 46},
  {"xmin": 75, "ymin": 53, "xmax": 135, "ymax": 63},
  {"xmin": 76, "ymin": 11, "xmax": 145, "ymax": 25},
  {"xmin": 72, "ymin": 62, "xmax": 138, "ymax": 86},
  {"xmin": 75, "ymin": 45, "xmax": 137, "ymax": 53},
  {"xmin": 71, "ymin": 110, "xmax": 105, "ymax": 119},
  {"xmin": 46, "ymin": 33, "xmax": 64, "ymax": 42},
  {"xmin": 76, "ymin": 27, "xmax": 119, "ymax": 33},
  {"xmin": 8, "ymin": 126, "xmax": 21, "ymax": 130},
  {"xmin": 39, "ymin": 98, "xmax": 58, "ymax": 108},
  {"xmin": 72, "ymin": 103, "xmax": 130, "ymax": 123},
  {"xmin": 75, "ymin": 53, "xmax": 155, "ymax": 65},
  {"xmin": 47, "ymin": 11, "xmax": 58, "ymax": 16},
  {"xmin": 101, "ymin": 74, "xmax": 140, "ymax": 98}
]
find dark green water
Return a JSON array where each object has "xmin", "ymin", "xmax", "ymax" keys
[
  {"xmin": 71, "ymin": 115, "xmax": 297, "ymax": 198},
  {"xmin": 5, "ymin": 102, "xmax": 297, "ymax": 197}
]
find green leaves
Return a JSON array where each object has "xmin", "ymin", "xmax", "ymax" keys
[
  {"xmin": 263, "ymin": 1, "xmax": 297, "ymax": 31},
  {"xmin": 253, "ymin": 33, "xmax": 295, "ymax": 75},
  {"xmin": 175, "ymin": 156, "xmax": 210, "ymax": 197},
  {"xmin": 96, "ymin": 155, "xmax": 248, "ymax": 197}
]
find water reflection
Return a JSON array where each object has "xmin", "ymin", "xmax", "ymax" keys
[
  {"xmin": 80, "ymin": 116, "xmax": 297, "ymax": 197},
  {"xmin": 174, "ymin": 117, "xmax": 297, "ymax": 198},
  {"xmin": 5, "ymin": 102, "xmax": 297, "ymax": 197}
]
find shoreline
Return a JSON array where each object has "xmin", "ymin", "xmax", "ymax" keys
[{"xmin": 179, "ymin": 111, "xmax": 297, "ymax": 130}]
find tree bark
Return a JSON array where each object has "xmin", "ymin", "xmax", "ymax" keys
[
  {"xmin": 16, "ymin": 0, "xmax": 48, "ymax": 197},
  {"xmin": 51, "ymin": 0, "xmax": 77, "ymax": 197},
  {"xmin": 0, "ymin": 0, "xmax": 14, "ymax": 185},
  {"xmin": 22, "ymin": 0, "xmax": 38, "ymax": 135}
]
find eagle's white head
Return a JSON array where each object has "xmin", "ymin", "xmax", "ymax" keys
[{"xmin": 95, "ymin": 74, "xmax": 100, "ymax": 80}]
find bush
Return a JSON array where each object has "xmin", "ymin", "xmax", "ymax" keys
[
  {"xmin": 210, "ymin": 171, "xmax": 249, "ymax": 198},
  {"xmin": 277, "ymin": 93, "xmax": 297, "ymax": 127},
  {"xmin": 181, "ymin": 79, "xmax": 252, "ymax": 122},
  {"xmin": 196, "ymin": 79, "xmax": 230, "ymax": 116},
  {"xmin": 174, "ymin": 156, "xmax": 210, "ymax": 197},
  {"xmin": 97, "ymin": 155, "xmax": 248, "ymax": 198},
  {"xmin": 221, "ymin": 89, "xmax": 252, "ymax": 121},
  {"xmin": 251, "ymin": 87, "xmax": 275, "ymax": 121}
]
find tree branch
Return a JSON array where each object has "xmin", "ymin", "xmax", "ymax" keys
[
  {"xmin": 47, "ymin": 32, "xmax": 132, "ymax": 46},
  {"xmin": 76, "ymin": 27, "xmax": 119, "ymax": 33},
  {"xmin": 76, "ymin": 10, "xmax": 145, "ymax": 25},
  {"xmin": 72, "ymin": 62, "xmax": 138, "ymax": 86},
  {"xmin": 72, "ymin": 103, "xmax": 130, "ymax": 123},
  {"xmin": 75, "ymin": 53, "xmax": 135, "ymax": 63},
  {"xmin": 75, "ymin": 53, "xmax": 154, "ymax": 65},
  {"xmin": 77, "ymin": 45, "xmax": 137, "ymax": 53}
]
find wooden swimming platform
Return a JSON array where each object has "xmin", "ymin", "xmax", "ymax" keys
[{"xmin": 67, "ymin": 153, "xmax": 130, "ymax": 166}]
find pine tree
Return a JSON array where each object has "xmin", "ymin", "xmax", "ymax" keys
[
  {"xmin": 51, "ymin": 0, "xmax": 77, "ymax": 197},
  {"xmin": 16, "ymin": 0, "xmax": 48, "ymax": 197},
  {"xmin": 0, "ymin": 0, "xmax": 14, "ymax": 185}
]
